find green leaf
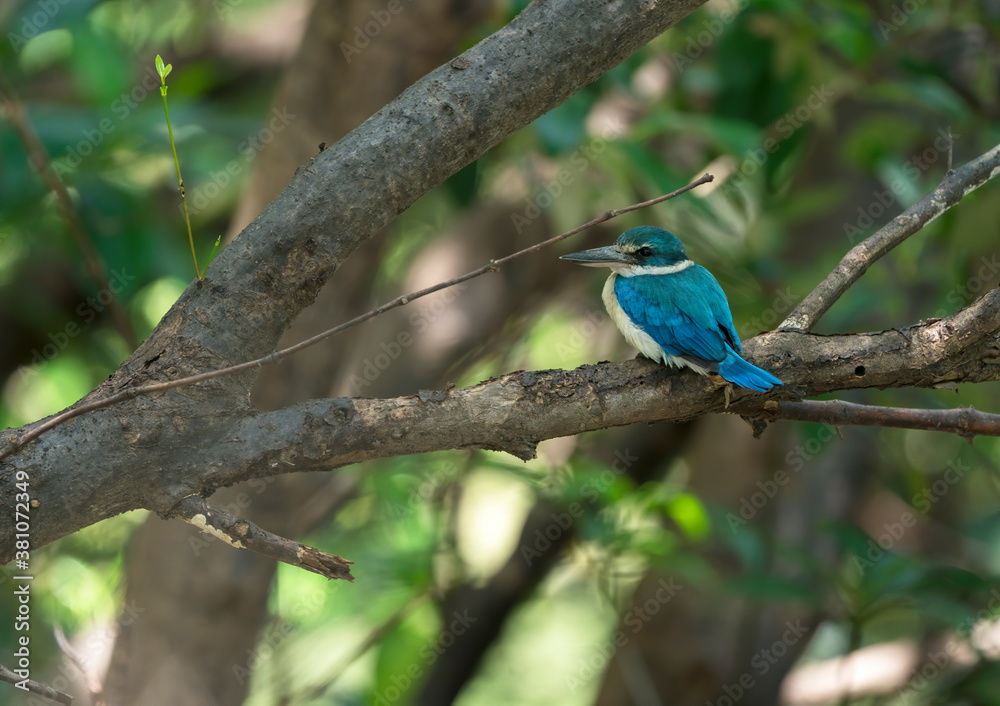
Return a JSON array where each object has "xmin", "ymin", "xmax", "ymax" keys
[
  {"xmin": 666, "ymin": 492, "xmax": 711, "ymax": 540},
  {"xmin": 155, "ymin": 54, "xmax": 171, "ymax": 82},
  {"xmin": 200, "ymin": 236, "xmax": 222, "ymax": 278}
]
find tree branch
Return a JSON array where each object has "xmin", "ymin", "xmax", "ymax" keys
[
  {"xmin": 54, "ymin": 626, "xmax": 104, "ymax": 706},
  {"xmin": 729, "ymin": 399, "xmax": 1000, "ymax": 442},
  {"xmin": 103, "ymin": 0, "xmax": 712, "ymax": 394},
  {"xmin": 3, "ymin": 0, "xmax": 999, "ymax": 573},
  {"xmin": 172, "ymin": 496, "xmax": 354, "ymax": 581},
  {"xmin": 4, "ymin": 280, "xmax": 999, "ymax": 560},
  {"xmin": 778, "ymin": 142, "xmax": 1000, "ymax": 333},
  {"xmin": 0, "ymin": 175, "xmax": 713, "ymax": 464},
  {"xmin": 2, "ymin": 0, "xmax": 714, "ymax": 565},
  {"xmin": 0, "ymin": 663, "xmax": 72, "ymax": 705},
  {"xmin": 177, "ymin": 288, "xmax": 1000, "ymax": 498}
]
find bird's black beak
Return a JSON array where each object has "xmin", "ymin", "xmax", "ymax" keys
[{"xmin": 559, "ymin": 245, "xmax": 634, "ymax": 268}]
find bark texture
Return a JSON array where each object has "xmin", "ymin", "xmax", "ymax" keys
[
  {"xmin": 3, "ymin": 252, "xmax": 1000, "ymax": 560},
  {"xmin": 154, "ymin": 296, "xmax": 1000, "ymax": 494},
  {"xmin": 0, "ymin": 0, "xmax": 711, "ymax": 558},
  {"xmin": 102, "ymin": 1, "xmax": 488, "ymax": 704}
]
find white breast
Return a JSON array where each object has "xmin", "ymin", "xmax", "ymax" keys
[{"xmin": 601, "ymin": 273, "xmax": 710, "ymax": 376}]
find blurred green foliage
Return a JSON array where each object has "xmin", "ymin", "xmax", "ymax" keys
[{"xmin": 2, "ymin": 0, "xmax": 1000, "ymax": 703}]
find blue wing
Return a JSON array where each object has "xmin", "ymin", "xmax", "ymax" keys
[
  {"xmin": 614, "ymin": 266, "xmax": 740, "ymax": 368},
  {"xmin": 614, "ymin": 267, "xmax": 782, "ymax": 391}
]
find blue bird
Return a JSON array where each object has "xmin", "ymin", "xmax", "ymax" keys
[{"xmin": 560, "ymin": 226, "xmax": 782, "ymax": 392}]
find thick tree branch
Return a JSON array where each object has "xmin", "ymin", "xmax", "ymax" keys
[
  {"xmin": 3, "ymin": 281, "xmax": 999, "ymax": 561},
  {"xmin": 0, "ymin": 175, "xmax": 713, "ymax": 464},
  {"xmin": 3, "ymin": 0, "xmax": 999, "ymax": 573},
  {"xmin": 179, "ymin": 288, "xmax": 1000, "ymax": 498},
  {"xmin": 779, "ymin": 142, "xmax": 1000, "ymax": 333},
  {"xmin": 729, "ymin": 399, "xmax": 1000, "ymax": 441},
  {"xmin": 172, "ymin": 496, "xmax": 354, "ymax": 581},
  {"xmin": 1, "ymin": 0, "xmax": 711, "ymax": 561},
  {"xmin": 109, "ymin": 0, "xmax": 711, "ymax": 391}
]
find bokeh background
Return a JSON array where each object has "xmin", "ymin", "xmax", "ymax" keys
[{"xmin": 2, "ymin": 0, "xmax": 1000, "ymax": 704}]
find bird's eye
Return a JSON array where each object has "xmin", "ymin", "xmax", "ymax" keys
[{"xmin": 637, "ymin": 246, "xmax": 653, "ymax": 257}]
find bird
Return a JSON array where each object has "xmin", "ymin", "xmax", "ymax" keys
[{"xmin": 560, "ymin": 225, "xmax": 782, "ymax": 392}]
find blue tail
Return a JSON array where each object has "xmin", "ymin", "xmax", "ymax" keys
[{"xmin": 717, "ymin": 348, "xmax": 782, "ymax": 391}]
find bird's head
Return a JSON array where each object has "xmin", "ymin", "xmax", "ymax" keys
[{"xmin": 560, "ymin": 226, "xmax": 690, "ymax": 276}]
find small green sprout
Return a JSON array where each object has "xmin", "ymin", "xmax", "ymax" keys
[{"xmin": 156, "ymin": 54, "xmax": 202, "ymax": 280}]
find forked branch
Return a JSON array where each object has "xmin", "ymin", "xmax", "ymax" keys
[{"xmin": 779, "ymin": 143, "xmax": 1000, "ymax": 333}]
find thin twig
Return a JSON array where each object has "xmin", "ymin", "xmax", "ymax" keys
[
  {"xmin": 730, "ymin": 399, "xmax": 1000, "ymax": 442},
  {"xmin": 946, "ymin": 127, "xmax": 953, "ymax": 173},
  {"xmin": 294, "ymin": 590, "xmax": 431, "ymax": 702},
  {"xmin": 1, "ymin": 174, "xmax": 713, "ymax": 462},
  {"xmin": 0, "ymin": 74, "xmax": 138, "ymax": 349},
  {"xmin": 173, "ymin": 496, "xmax": 354, "ymax": 581},
  {"xmin": 0, "ymin": 663, "xmax": 73, "ymax": 705},
  {"xmin": 54, "ymin": 626, "xmax": 104, "ymax": 706},
  {"xmin": 778, "ymin": 142, "xmax": 1000, "ymax": 333},
  {"xmin": 155, "ymin": 55, "xmax": 201, "ymax": 279}
]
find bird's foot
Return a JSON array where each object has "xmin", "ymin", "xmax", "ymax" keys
[
  {"xmin": 708, "ymin": 374, "xmax": 733, "ymax": 408},
  {"xmin": 983, "ymin": 337, "xmax": 1000, "ymax": 365}
]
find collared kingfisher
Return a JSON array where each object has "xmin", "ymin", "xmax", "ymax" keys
[{"xmin": 560, "ymin": 226, "xmax": 782, "ymax": 392}]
